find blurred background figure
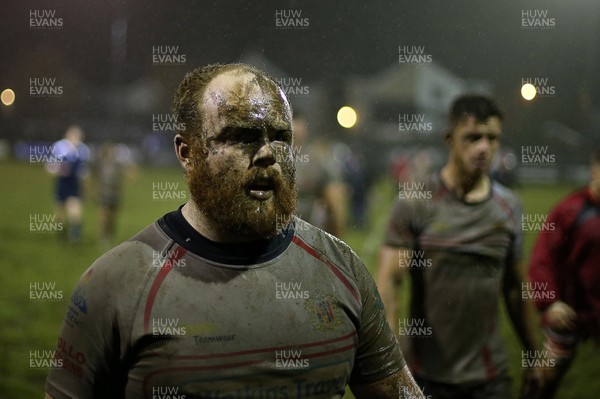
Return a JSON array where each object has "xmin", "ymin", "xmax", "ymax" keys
[
  {"xmin": 410, "ymin": 149, "xmax": 435, "ymax": 184},
  {"xmin": 45, "ymin": 125, "xmax": 90, "ymax": 243},
  {"xmin": 93, "ymin": 141, "xmax": 137, "ymax": 246},
  {"xmin": 342, "ymin": 144, "xmax": 368, "ymax": 229},
  {"xmin": 390, "ymin": 151, "xmax": 412, "ymax": 184},
  {"xmin": 293, "ymin": 114, "xmax": 347, "ymax": 237},
  {"xmin": 528, "ymin": 147, "xmax": 600, "ymax": 398},
  {"xmin": 491, "ymin": 147, "xmax": 518, "ymax": 188}
]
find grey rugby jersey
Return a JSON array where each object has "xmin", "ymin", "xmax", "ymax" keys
[
  {"xmin": 384, "ymin": 173, "xmax": 523, "ymax": 385},
  {"xmin": 46, "ymin": 210, "xmax": 404, "ymax": 398}
]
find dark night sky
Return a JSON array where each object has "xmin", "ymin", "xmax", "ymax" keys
[{"xmin": 1, "ymin": 0, "xmax": 599, "ymax": 150}]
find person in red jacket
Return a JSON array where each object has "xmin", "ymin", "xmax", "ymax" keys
[{"xmin": 528, "ymin": 148, "xmax": 600, "ymax": 398}]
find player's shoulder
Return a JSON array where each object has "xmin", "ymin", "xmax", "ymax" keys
[
  {"xmin": 292, "ymin": 217, "xmax": 362, "ymax": 277},
  {"xmin": 491, "ymin": 179, "xmax": 521, "ymax": 210},
  {"xmin": 85, "ymin": 221, "xmax": 169, "ymax": 282},
  {"xmin": 77, "ymin": 142, "xmax": 91, "ymax": 158},
  {"xmin": 402, "ymin": 172, "xmax": 444, "ymax": 193},
  {"xmin": 67, "ymin": 222, "xmax": 170, "ymax": 326},
  {"xmin": 51, "ymin": 139, "xmax": 71, "ymax": 154},
  {"xmin": 402, "ymin": 173, "xmax": 449, "ymax": 200},
  {"xmin": 549, "ymin": 187, "xmax": 589, "ymax": 219},
  {"xmin": 560, "ymin": 187, "xmax": 587, "ymax": 206},
  {"xmin": 392, "ymin": 173, "xmax": 442, "ymax": 215},
  {"xmin": 52, "ymin": 138, "xmax": 69, "ymax": 146}
]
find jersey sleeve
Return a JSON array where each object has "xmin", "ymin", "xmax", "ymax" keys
[
  {"xmin": 382, "ymin": 196, "xmax": 421, "ymax": 249},
  {"xmin": 528, "ymin": 199, "xmax": 574, "ymax": 311},
  {"xmin": 45, "ymin": 245, "xmax": 139, "ymax": 398},
  {"xmin": 350, "ymin": 258, "xmax": 406, "ymax": 384}
]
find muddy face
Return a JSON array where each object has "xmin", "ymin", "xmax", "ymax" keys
[{"xmin": 187, "ymin": 68, "xmax": 297, "ymax": 239}]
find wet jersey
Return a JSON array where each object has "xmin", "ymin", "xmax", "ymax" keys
[
  {"xmin": 383, "ymin": 173, "xmax": 523, "ymax": 385},
  {"xmin": 46, "ymin": 209, "xmax": 404, "ymax": 398}
]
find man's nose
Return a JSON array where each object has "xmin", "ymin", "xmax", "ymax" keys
[
  {"xmin": 252, "ymin": 140, "xmax": 276, "ymax": 168},
  {"xmin": 475, "ymin": 137, "xmax": 493, "ymax": 153}
]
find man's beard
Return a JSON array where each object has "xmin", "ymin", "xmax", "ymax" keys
[{"xmin": 186, "ymin": 148, "xmax": 297, "ymax": 239}]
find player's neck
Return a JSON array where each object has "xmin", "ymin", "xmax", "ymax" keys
[
  {"xmin": 441, "ymin": 163, "xmax": 490, "ymax": 203},
  {"xmin": 181, "ymin": 201, "xmax": 260, "ymax": 243}
]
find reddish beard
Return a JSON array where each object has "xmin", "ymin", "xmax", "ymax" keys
[{"xmin": 186, "ymin": 147, "xmax": 297, "ymax": 239}]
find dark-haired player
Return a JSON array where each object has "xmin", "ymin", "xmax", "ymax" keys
[
  {"xmin": 377, "ymin": 95, "xmax": 541, "ymax": 398},
  {"xmin": 528, "ymin": 148, "xmax": 600, "ymax": 398},
  {"xmin": 45, "ymin": 63, "xmax": 423, "ymax": 398}
]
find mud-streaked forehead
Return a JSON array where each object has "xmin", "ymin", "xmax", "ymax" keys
[{"xmin": 200, "ymin": 69, "xmax": 292, "ymax": 135}]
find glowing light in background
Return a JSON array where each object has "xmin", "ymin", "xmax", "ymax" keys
[
  {"xmin": 521, "ymin": 83, "xmax": 536, "ymax": 101},
  {"xmin": 337, "ymin": 106, "xmax": 357, "ymax": 128},
  {"xmin": 1, "ymin": 89, "xmax": 15, "ymax": 106}
]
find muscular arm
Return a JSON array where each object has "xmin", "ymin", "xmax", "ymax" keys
[
  {"xmin": 350, "ymin": 365, "xmax": 424, "ymax": 399},
  {"xmin": 504, "ymin": 258, "xmax": 549, "ymax": 393},
  {"xmin": 528, "ymin": 203, "xmax": 581, "ymax": 331},
  {"xmin": 528, "ymin": 208, "xmax": 566, "ymax": 313},
  {"xmin": 503, "ymin": 259, "xmax": 538, "ymax": 352},
  {"xmin": 376, "ymin": 245, "xmax": 410, "ymax": 334}
]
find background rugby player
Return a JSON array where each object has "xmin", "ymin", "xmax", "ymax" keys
[
  {"xmin": 46, "ymin": 125, "xmax": 90, "ymax": 243},
  {"xmin": 377, "ymin": 95, "xmax": 542, "ymax": 398},
  {"xmin": 528, "ymin": 148, "xmax": 600, "ymax": 398}
]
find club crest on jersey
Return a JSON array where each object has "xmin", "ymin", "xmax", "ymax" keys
[
  {"xmin": 304, "ymin": 294, "xmax": 342, "ymax": 331},
  {"xmin": 70, "ymin": 268, "xmax": 93, "ymax": 314}
]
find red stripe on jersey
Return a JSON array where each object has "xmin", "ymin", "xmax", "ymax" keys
[
  {"xmin": 174, "ymin": 330, "xmax": 356, "ymax": 360},
  {"xmin": 143, "ymin": 246, "xmax": 187, "ymax": 333},
  {"xmin": 492, "ymin": 191, "xmax": 515, "ymax": 221},
  {"xmin": 481, "ymin": 344, "xmax": 497, "ymax": 380},
  {"xmin": 481, "ymin": 315, "xmax": 498, "ymax": 380},
  {"xmin": 291, "ymin": 235, "xmax": 360, "ymax": 302}
]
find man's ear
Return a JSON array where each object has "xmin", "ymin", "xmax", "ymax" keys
[
  {"xmin": 444, "ymin": 129, "xmax": 453, "ymax": 144},
  {"xmin": 174, "ymin": 134, "xmax": 192, "ymax": 171}
]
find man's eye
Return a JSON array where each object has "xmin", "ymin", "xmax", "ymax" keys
[
  {"xmin": 226, "ymin": 134, "xmax": 241, "ymax": 143},
  {"xmin": 272, "ymin": 131, "xmax": 292, "ymax": 143},
  {"xmin": 227, "ymin": 130, "xmax": 258, "ymax": 144}
]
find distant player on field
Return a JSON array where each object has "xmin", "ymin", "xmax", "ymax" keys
[
  {"xmin": 377, "ymin": 95, "xmax": 542, "ymax": 398},
  {"xmin": 93, "ymin": 141, "xmax": 137, "ymax": 246},
  {"xmin": 46, "ymin": 125, "xmax": 90, "ymax": 243},
  {"xmin": 45, "ymin": 63, "xmax": 423, "ymax": 398},
  {"xmin": 528, "ymin": 148, "xmax": 600, "ymax": 398}
]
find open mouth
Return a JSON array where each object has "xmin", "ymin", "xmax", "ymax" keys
[
  {"xmin": 473, "ymin": 158, "xmax": 487, "ymax": 168},
  {"xmin": 247, "ymin": 180, "xmax": 275, "ymax": 200}
]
